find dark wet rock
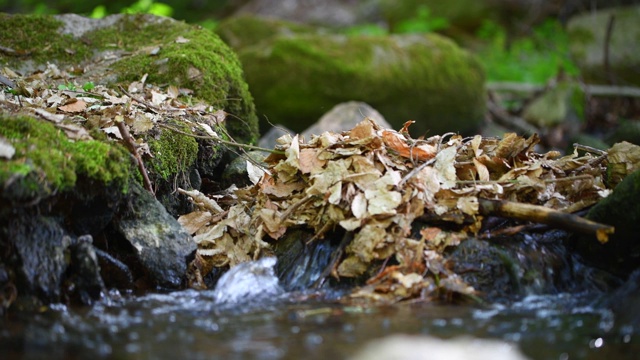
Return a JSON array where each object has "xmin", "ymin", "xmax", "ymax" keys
[
  {"xmin": 216, "ymin": 15, "xmax": 485, "ymax": 137},
  {"xmin": 220, "ymin": 150, "xmax": 268, "ymax": 189},
  {"xmin": 601, "ymin": 268, "xmax": 640, "ymax": 333},
  {"xmin": 112, "ymin": 182, "xmax": 197, "ymax": 289},
  {"xmin": 575, "ymin": 169, "xmax": 640, "ymax": 276},
  {"xmin": 210, "ymin": 257, "xmax": 282, "ymax": 304},
  {"xmin": 301, "ymin": 101, "xmax": 393, "ymax": 139},
  {"xmin": 4, "ymin": 216, "xmax": 70, "ymax": 303},
  {"xmin": 273, "ymin": 228, "xmax": 337, "ymax": 291},
  {"xmin": 448, "ymin": 231, "xmax": 609, "ymax": 301},
  {"xmin": 65, "ymin": 235, "xmax": 106, "ymax": 305},
  {"xmin": 447, "ymin": 238, "xmax": 520, "ymax": 300},
  {"xmin": 0, "ymin": 217, "xmax": 106, "ymax": 306}
]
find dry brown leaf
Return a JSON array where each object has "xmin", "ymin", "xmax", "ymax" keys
[{"xmin": 178, "ymin": 210, "xmax": 212, "ymax": 234}]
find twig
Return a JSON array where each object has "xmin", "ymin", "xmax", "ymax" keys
[
  {"xmin": 398, "ymin": 133, "xmax": 455, "ymax": 187},
  {"xmin": 573, "ymin": 143, "xmax": 607, "ymax": 156},
  {"xmin": 116, "ymin": 119, "xmax": 154, "ymax": 194},
  {"xmin": 157, "ymin": 123, "xmax": 283, "ymax": 154},
  {"xmin": 604, "ymin": 14, "xmax": 616, "ymax": 85},
  {"xmin": 487, "ymin": 82, "xmax": 640, "ymax": 98},
  {"xmin": 477, "ymin": 198, "xmax": 614, "ymax": 244}
]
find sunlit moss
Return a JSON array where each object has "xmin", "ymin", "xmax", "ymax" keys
[
  {"xmin": 0, "ymin": 114, "xmax": 133, "ymax": 198},
  {"xmin": 147, "ymin": 120, "xmax": 198, "ymax": 181}
]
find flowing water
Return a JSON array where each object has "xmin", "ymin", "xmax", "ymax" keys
[{"xmin": 2, "ymin": 270, "xmax": 639, "ymax": 359}]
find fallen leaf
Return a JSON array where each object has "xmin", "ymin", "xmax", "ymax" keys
[{"xmin": 59, "ymin": 99, "xmax": 86, "ymax": 113}]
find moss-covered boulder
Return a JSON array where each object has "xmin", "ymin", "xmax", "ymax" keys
[
  {"xmin": 216, "ymin": 16, "xmax": 486, "ymax": 137},
  {"xmin": 0, "ymin": 113, "xmax": 132, "ymax": 206},
  {"xmin": 0, "ymin": 13, "xmax": 258, "ymax": 144},
  {"xmin": 568, "ymin": 5, "xmax": 640, "ymax": 86},
  {"xmin": 576, "ymin": 168, "xmax": 640, "ymax": 276}
]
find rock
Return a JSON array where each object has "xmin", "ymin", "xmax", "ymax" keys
[
  {"xmin": 258, "ymin": 125, "xmax": 294, "ymax": 149},
  {"xmin": 0, "ymin": 13, "xmax": 261, "ymax": 304},
  {"xmin": 216, "ymin": 15, "xmax": 486, "ymax": 138},
  {"xmin": 568, "ymin": 5, "xmax": 640, "ymax": 86},
  {"xmin": 232, "ymin": 0, "xmax": 382, "ymax": 28},
  {"xmin": 0, "ymin": 13, "xmax": 258, "ymax": 144},
  {"xmin": 112, "ymin": 182, "xmax": 197, "ymax": 289},
  {"xmin": 209, "ymin": 257, "xmax": 282, "ymax": 304},
  {"xmin": 0, "ymin": 216, "xmax": 107, "ymax": 306},
  {"xmin": 606, "ymin": 119, "xmax": 640, "ymax": 146},
  {"xmin": 349, "ymin": 334, "xmax": 529, "ymax": 360},
  {"xmin": 301, "ymin": 101, "xmax": 392, "ymax": 139},
  {"xmin": 576, "ymin": 168, "xmax": 640, "ymax": 276},
  {"xmin": 522, "ymin": 81, "xmax": 585, "ymax": 128},
  {"xmin": 220, "ymin": 150, "xmax": 269, "ymax": 188},
  {"xmin": 4, "ymin": 216, "xmax": 70, "ymax": 303}
]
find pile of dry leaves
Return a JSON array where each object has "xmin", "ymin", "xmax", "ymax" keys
[
  {"xmin": 180, "ymin": 117, "xmax": 638, "ymax": 303},
  {"xmin": 3, "ymin": 65, "xmax": 638, "ymax": 303}
]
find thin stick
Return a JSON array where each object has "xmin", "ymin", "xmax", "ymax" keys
[
  {"xmin": 157, "ymin": 123, "xmax": 283, "ymax": 154},
  {"xmin": 116, "ymin": 119, "xmax": 154, "ymax": 194},
  {"xmin": 477, "ymin": 198, "xmax": 614, "ymax": 244}
]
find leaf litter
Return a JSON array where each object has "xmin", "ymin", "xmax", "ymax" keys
[
  {"xmin": 179, "ymin": 117, "xmax": 640, "ymax": 304},
  {"xmin": 3, "ymin": 64, "xmax": 640, "ymax": 304}
]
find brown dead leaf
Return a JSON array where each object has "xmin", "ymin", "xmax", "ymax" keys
[
  {"xmin": 58, "ymin": 99, "xmax": 86, "ymax": 113},
  {"xmin": 382, "ymin": 130, "xmax": 435, "ymax": 161},
  {"xmin": 178, "ymin": 210, "xmax": 212, "ymax": 234}
]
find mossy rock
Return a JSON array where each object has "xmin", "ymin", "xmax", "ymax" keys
[
  {"xmin": 217, "ymin": 16, "xmax": 485, "ymax": 137},
  {"xmin": 0, "ymin": 112, "xmax": 133, "ymax": 209},
  {"xmin": 216, "ymin": 14, "xmax": 322, "ymax": 49},
  {"xmin": 0, "ymin": 13, "xmax": 258, "ymax": 144},
  {"xmin": 567, "ymin": 5, "xmax": 640, "ymax": 86},
  {"xmin": 576, "ymin": 169, "xmax": 640, "ymax": 276}
]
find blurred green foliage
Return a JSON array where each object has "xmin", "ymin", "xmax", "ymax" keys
[
  {"xmin": 3, "ymin": 1, "xmax": 578, "ymax": 84},
  {"xmin": 393, "ymin": 5, "xmax": 449, "ymax": 34},
  {"xmin": 476, "ymin": 19, "xmax": 580, "ymax": 84},
  {"xmin": 1, "ymin": 0, "xmax": 227, "ymax": 22}
]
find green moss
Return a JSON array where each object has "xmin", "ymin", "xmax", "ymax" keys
[
  {"xmin": 0, "ymin": 14, "xmax": 92, "ymax": 69},
  {"xmin": 1, "ymin": 14, "xmax": 259, "ymax": 144},
  {"xmin": 0, "ymin": 114, "xmax": 132, "ymax": 198},
  {"xmin": 147, "ymin": 120, "xmax": 198, "ymax": 181},
  {"xmin": 88, "ymin": 16, "xmax": 258, "ymax": 144},
  {"xmin": 237, "ymin": 31, "xmax": 485, "ymax": 136},
  {"xmin": 216, "ymin": 15, "xmax": 318, "ymax": 49}
]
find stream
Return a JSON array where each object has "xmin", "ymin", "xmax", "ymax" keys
[{"xmin": 1, "ymin": 262, "xmax": 638, "ymax": 359}]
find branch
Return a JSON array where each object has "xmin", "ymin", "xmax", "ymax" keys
[
  {"xmin": 157, "ymin": 123, "xmax": 283, "ymax": 154},
  {"xmin": 116, "ymin": 119, "xmax": 154, "ymax": 194},
  {"xmin": 487, "ymin": 82, "xmax": 640, "ymax": 98},
  {"xmin": 477, "ymin": 198, "xmax": 614, "ymax": 244}
]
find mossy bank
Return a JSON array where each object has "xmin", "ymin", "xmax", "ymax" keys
[
  {"xmin": 0, "ymin": 13, "xmax": 259, "ymax": 144},
  {"xmin": 0, "ymin": 113, "xmax": 132, "ymax": 207}
]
